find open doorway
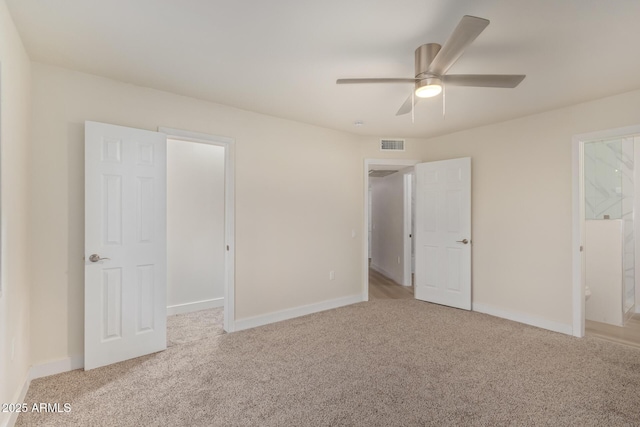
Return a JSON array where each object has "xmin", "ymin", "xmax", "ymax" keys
[
  {"xmin": 364, "ymin": 159, "xmax": 419, "ymax": 300},
  {"xmin": 165, "ymin": 137, "xmax": 226, "ymax": 346},
  {"xmin": 573, "ymin": 125, "xmax": 640, "ymax": 345},
  {"xmin": 160, "ymin": 127, "xmax": 236, "ymax": 337}
]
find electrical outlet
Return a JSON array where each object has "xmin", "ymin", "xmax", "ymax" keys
[{"xmin": 329, "ymin": 271, "xmax": 335, "ymax": 280}]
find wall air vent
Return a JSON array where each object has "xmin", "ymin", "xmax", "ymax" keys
[{"xmin": 380, "ymin": 139, "xmax": 405, "ymax": 151}]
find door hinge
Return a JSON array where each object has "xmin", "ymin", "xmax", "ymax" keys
[{"xmin": 580, "ymin": 245, "xmax": 583, "ymax": 252}]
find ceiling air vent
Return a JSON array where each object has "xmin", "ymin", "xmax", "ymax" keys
[{"xmin": 380, "ymin": 139, "xmax": 405, "ymax": 151}]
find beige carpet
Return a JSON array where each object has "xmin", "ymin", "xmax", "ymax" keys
[
  {"xmin": 16, "ymin": 300, "xmax": 640, "ymax": 426},
  {"xmin": 166, "ymin": 307, "xmax": 224, "ymax": 347}
]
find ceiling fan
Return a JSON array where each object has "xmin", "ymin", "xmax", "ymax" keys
[{"xmin": 336, "ymin": 15, "xmax": 526, "ymax": 116}]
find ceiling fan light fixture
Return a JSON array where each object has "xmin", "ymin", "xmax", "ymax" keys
[{"xmin": 415, "ymin": 77, "xmax": 442, "ymax": 98}]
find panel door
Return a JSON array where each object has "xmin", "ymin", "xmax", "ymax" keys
[
  {"xmin": 85, "ymin": 121, "xmax": 167, "ymax": 370},
  {"xmin": 414, "ymin": 157, "xmax": 471, "ymax": 310}
]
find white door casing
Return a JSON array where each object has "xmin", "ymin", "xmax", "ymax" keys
[
  {"xmin": 85, "ymin": 121, "xmax": 167, "ymax": 370},
  {"xmin": 414, "ymin": 157, "xmax": 471, "ymax": 310},
  {"xmin": 403, "ymin": 172, "xmax": 414, "ymax": 286}
]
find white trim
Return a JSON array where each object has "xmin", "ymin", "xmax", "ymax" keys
[
  {"xmin": 158, "ymin": 127, "xmax": 236, "ymax": 333},
  {"xmin": 364, "ymin": 159, "xmax": 420, "ymax": 301},
  {"xmin": 473, "ymin": 303, "xmax": 573, "ymax": 336},
  {"xmin": 402, "ymin": 172, "xmax": 413, "ymax": 287},
  {"xmin": 572, "ymin": 124, "xmax": 640, "ymax": 338},
  {"xmin": 167, "ymin": 298, "xmax": 224, "ymax": 316},
  {"xmin": 571, "ymin": 135, "xmax": 585, "ymax": 337},
  {"xmin": 29, "ymin": 355, "xmax": 84, "ymax": 380},
  {"xmin": 2, "ymin": 372, "xmax": 30, "ymax": 427},
  {"xmin": 234, "ymin": 294, "xmax": 365, "ymax": 332},
  {"xmin": 160, "ymin": 128, "xmax": 234, "ymax": 145}
]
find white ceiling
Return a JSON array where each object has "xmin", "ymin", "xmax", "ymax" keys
[{"xmin": 7, "ymin": 0, "xmax": 640, "ymax": 138}]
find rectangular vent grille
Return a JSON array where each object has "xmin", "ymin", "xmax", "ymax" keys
[{"xmin": 380, "ymin": 139, "xmax": 405, "ymax": 151}]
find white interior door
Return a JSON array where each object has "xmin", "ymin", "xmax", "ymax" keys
[
  {"xmin": 414, "ymin": 157, "xmax": 471, "ymax": 310},
  {"xmin": 85, "ymin": 121, "xmax": 167, "ymax": 370}
]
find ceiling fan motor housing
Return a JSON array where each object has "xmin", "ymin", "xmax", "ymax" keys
[
  {"xmin": 415, "ymin": 43, "xmax": 441, "ymax": 78},
  {"xmin": 414, "ymin": 43, "xmax": 442, "ymax": 96},
  {"xmin": 415, "ymin": 76, "xmax": 442, "ymax": 95}
]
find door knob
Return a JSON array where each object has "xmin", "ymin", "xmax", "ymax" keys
[
  {"xmin": 456, "ymin": 239, "xmax": 469, "ymax": 244},
  {"xmin": 89, "ymin": 254, "xmax": 111, "ymax": 262}
]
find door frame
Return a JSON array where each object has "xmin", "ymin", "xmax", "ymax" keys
[
  {"xmin": 159, "ymin": 127, "xmax": 236, "ymax": 332},
  {"xmin": 572, "ymin": 124, "xmax": 640, "ymax": 338},
  {"xmin": 403, "ymin": 171, "xmax": 414, "ymax": 287},
  {"xmin": 363, "ymin": 158, "xmax": 420, "ymax": 300}
]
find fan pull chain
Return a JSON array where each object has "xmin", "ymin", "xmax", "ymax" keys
[
  {"xmin": 411, "ymin": 90, "xmax": 415, "ymax": 124},
  {"xmin": 442, "ymin": 83, "xmax": 446, "ymax": 119}
]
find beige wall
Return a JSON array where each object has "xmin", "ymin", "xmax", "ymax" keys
[
  {"xmin": 362, "ymin": 89, "xmax": 640, "ymax": 329},
  {"xmin": 167, "ymin": 139, "xmax": 225, "ymax": 309},
  {"xmin": 0, "ymin": 0, "xmax": 32, "ymax": 424},
  {"xmin": 29, "ymin": 63, "xmax": 363, "ymax": 366}
]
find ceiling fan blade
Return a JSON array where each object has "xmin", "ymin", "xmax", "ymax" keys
[
  {"xmin": 336, "ymin": 78, "xmax": 418, "ymax": 84},
  {"xmin": 445, "ymin": 74, "xmax": 526, "ymax": 88},
  {"xmin": 427, "ymin": 15, "xmax": 489, "ymax": 76},
  {"xmin": 396, "ymin": 93, "xmax": 420, "ymax": 116}
]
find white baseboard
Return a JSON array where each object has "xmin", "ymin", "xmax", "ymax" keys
[
  {"xmin": 234, "ymin": 294, "xmax": 365, "ymax": 332},
  {"xmin": 23, "ymin": 294, "xmax": 361, "ymax": 386},
  {"xmin": 25, "ymin": 298, "xmax": 222, "ymax": 383},
  {"xmin": 2, "ymin": 372, "xmax": 30, "ymax": 427},
  {"xmin": 2, "ymin": 356, "xmax": 84, "ymax": 427},
  {"xmin": 167, "ymin": 297, "xmax": 224, "ymax": 316},
  {"xmin": 29, "ymin": 355, "xmax": 84, "ymax": 381},
  {"xmin": 473, "ymin": 302, "xmax": 573, "ymax": 336}
]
